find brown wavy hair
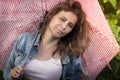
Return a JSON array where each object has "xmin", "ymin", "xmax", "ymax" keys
[{"xmin": 39, "ymin": 0, "xmax": 90, "ymax": 58}]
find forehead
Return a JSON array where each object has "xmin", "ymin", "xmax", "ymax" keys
[{"xmin": 55, "ymin": 10, "xmax": 78, "ymax": 23}]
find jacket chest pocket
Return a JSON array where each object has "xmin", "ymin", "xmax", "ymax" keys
[
  {"xmin": 65, "ymin": 71, "xmax": 75, "ymax": 80},
  {"xmin": 64, "ymin": 61, "xmax": 82, "ymax": 80},
  {"xmin": 65, "ymin": 64, "xmax": 75, "ymax": 80}
]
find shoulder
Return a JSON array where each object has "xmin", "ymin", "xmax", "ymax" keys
[
  {"xmin": 16, "ymin": 32, "xmax": 36, "ymax": 44},
  {"xmin": 18, "ymin": 32, "xmax": 36, "ymax": 41},
  {"xmin": 16, "ymin": 32, "xmax": 36, "ymax": 50}
]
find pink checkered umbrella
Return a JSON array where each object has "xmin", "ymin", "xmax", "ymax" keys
[{"xmin": 0, "ymin": 0, "xmax": 119, "ymax": 80}]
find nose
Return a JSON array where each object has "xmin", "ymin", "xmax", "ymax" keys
[{"xmin": 61, "ymin": 22, "xmax": 67, "ymax": 30}]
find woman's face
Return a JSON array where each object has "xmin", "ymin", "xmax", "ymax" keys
[{"xmin": 46, "ymin": 10, "xmax": 78, "ymax": 38}]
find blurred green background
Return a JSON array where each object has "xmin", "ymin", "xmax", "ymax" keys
[{"xmin": 0, "ymin": 0, "xmax": 120, "ymax": 80}]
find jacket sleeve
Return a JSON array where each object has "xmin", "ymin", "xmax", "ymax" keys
[{"xmin": 3, "ymin": 35, "xmax": 22, "ymax": 80}]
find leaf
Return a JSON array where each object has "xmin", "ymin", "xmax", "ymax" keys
[
  {"xmin": 116, "ymin": 10, "xmax": 120, "ymax": 14},
  {"xmin": 109, "ymin": 0, "xmax": 117, "ymax": 9},
  {"xmin": 103, "ymin": 0, "xmax": 109, "ymax": 3},
  {"xmin": 116, "ymin": 53, "xmax": 120, "ymax": 60}
]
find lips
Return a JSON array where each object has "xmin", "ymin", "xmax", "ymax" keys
[{"xmin": 56, "ymin": 28, "xmax": 64, "ymax": 34}]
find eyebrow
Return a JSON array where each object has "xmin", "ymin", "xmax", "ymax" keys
[
  {"xmin": 61, "ymin": 16, "xmax": 75, "ymax": 26},
  {"xmin": 61, "ymin": 16, "xmax": 67, "ymax": 21}
]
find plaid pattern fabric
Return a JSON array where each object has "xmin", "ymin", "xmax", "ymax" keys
[{"xmin": 0, "ymin": 0, "xmax": 119, "ymax": 80}]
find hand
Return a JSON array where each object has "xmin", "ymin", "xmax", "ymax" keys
[{"xmin": 10, "ymin": 65, "xmax": 23, "ymax": 78}]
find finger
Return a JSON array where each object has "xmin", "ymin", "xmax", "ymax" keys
[
  {"xmin": 17, "ymin": 65, "xmax": 23, "ymax": 71},
  {"xmin": 14, "ymin": 66, "xmax": 23, "ymax": 74},
  {"xmin": 14, "ymin": 68, "xmax": 21, "ymax": 74},
  {"xmin": 10, "ymin": 66, "xmax": 24, "ymax": 78},
  {"xmin": 10, "ymin": 69, "xmax": 19, "ymax": 78}
]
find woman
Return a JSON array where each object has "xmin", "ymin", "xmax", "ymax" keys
[{"xmin": 4, "ymin": 0, "xmax": 90, "ymax": 80}]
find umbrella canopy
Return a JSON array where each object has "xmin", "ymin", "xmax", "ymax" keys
[
  {"xmin": 78, "ymin": 0, "xmax": 120, "ymax": 79},
  {"xmin": 0, "ymin": 0, "xmax": 119, "ymax": 80}
]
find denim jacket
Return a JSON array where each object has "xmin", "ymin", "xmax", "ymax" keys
[{"xmin": 3, "ymin": 32, "xmax": 89, "ymax": 80}]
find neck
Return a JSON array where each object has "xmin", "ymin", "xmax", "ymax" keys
[{"xmin": 41, "ymin": 33, "xmax": 59, "ymax": 48}]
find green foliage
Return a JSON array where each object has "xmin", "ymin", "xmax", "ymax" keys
[
  {"xmin": 97, "ymin": 0, "xmax": 120, "ymax": 80},
  {"xmin": 0, "ymin": 71, "xmax": 3, "ymax": 80},
  {"xmin": 96, "ymin": 56, "xmax": 120, "ymax": 80},
  {"xmin": 103, "ymin": 0, "xmax": 117, "ymax": 9}
]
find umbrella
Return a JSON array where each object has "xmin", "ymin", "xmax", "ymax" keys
[{"xmin": 0, "ymin": 0, "xmax": 119, "ymax": 80}]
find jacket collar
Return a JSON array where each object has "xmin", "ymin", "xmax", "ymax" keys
[{"xmin": 33, "ymin": 33, "xmax": 41, "ymax": 46}]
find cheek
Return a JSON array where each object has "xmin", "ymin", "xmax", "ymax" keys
[
  {"xmin": 66, "ymin": 28, "xmax": 73, "ymax": 34},
  {"xmin": 51, "ymin": 20, "xmax": 60, "ymax": 27}
]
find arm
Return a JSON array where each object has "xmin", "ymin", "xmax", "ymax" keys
[
  {"xmin": 3, "ymin": 35, "xmax": 22, "ymax": 80},
  {"xmin": 3, "ymin": 32, "xmax": 35, "ymax": 80}
]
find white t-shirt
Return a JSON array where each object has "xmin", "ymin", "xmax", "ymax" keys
[{"xmin": 24, "ymin": 58, "xmax": 62, "ymax": 80}]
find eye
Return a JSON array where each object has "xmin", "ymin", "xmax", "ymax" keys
[
  {"xmin": 68, "ymin": 23, "xmax": 74, "ymax": 28},
  {"xmin": 59, "ymin": 17, "xmax": 66, "ymax": 22}
]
